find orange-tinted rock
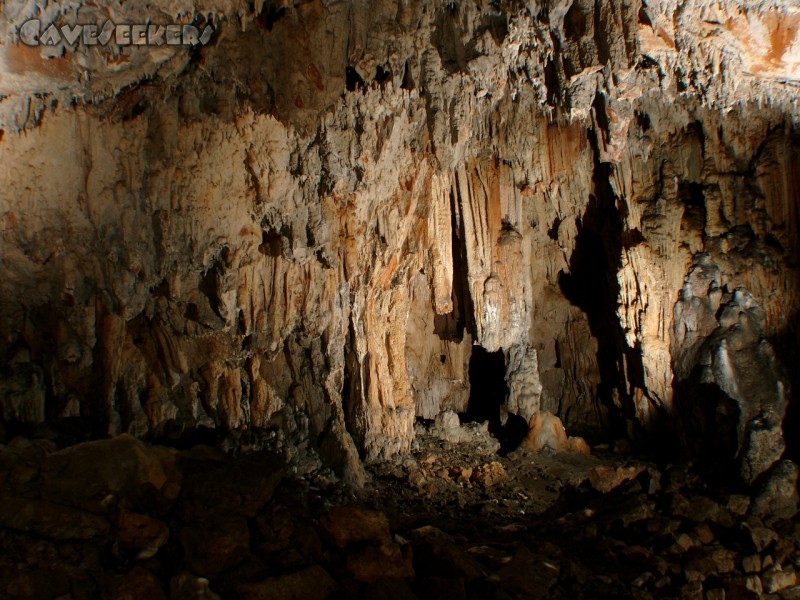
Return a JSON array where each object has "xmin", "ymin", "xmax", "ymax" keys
[
  {"xmin": 116, "ymin": 510, "xmax": 169, "ymax": 560},
  {"xmin": 236, "ymin": 565, "xmax": 336, "ymax": 600},
  {"xmin": 320, "ymin": 506, "xmax": 392, "ymax": 549},
  {"xmin": 346, "ymin": 543, "xmax": 414, "ymax": 583},
  {"xmin": 567, "ymin": 437, "xmax": 592, "ymax": 456},
  {"xmin": 470, "ymin": 462, "xmax": 508, "ymax": 488},
  {"xmin": 522, "ymin": 411, "xmax": 569, "ymax": 452},
  {"xmin": 588, "ymin": 464, "xmax": 646, "ymax": 494}
]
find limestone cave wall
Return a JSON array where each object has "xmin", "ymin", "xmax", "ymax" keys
[{"xmin": 0, "ymin": 0, "xmax": 799, "ymax": 484}]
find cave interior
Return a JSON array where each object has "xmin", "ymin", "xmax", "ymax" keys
[{"xmin": 1, "ymin": 0, "xmax": 800, "ymax": 598}]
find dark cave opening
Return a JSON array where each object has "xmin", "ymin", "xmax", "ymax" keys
[
  {"xmin": 345, "ymin": 66, "xmax": 365, "ymax": 92},
  {"xmin": 673, "ymin": 367, "xmax": 743, "ymax": 485},
  {"xmin": 463, "ymin": 346, "xmax": 507, "ymax": 427},
  {"xmin": 462, "ymin": 346, "xmax": 526, "ymax": 454}
]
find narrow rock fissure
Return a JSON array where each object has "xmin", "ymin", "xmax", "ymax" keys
[
  {"xmin": 342, "ymin": 318, "xmax": 364, "ymax": 454},
  {"xmin": 774, "ymin": 309, "xmax": 800, "ymax": 463},
  {"xmin": 558, "ymin": 122, "xmax": 630, "ymax": 440}
]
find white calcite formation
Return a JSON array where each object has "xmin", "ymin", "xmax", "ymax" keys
[{"xmin": 0, "ymin": 0, "xmax": 799, "ymax": 484}]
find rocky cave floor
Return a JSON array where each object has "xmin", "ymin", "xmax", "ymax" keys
[{"xmin": 0, "ymin": 418, "xmax": 799, "ymax": 600}]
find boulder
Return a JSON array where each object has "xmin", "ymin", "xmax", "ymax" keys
[
  {"xmin": 0, "ymin": 497, "xmax": 109, "ymax": 540},
  {"xmin": 115, "ymin": 509, "xmax": 169, "ymax": 560},
  {"xmin": 470, "ymin": 461, "xmax": 508, "ymax": 488},
  {"xmin": 236, "ymin": 565, "xmax": 336, "ymax": 600},
  {"xmin": 113, "ymin": 567, "xmax": 167, "ymax": 600},
  {"xmin": 40, "ymin": 434, "xmax": 180, "ymax": 512},
  {"xmin": 751, "ymin": 460, "xmax": 799, "ymax": 520},
  {"xmin": 320, "ymin": 506, "xmax": 392, "ymax": 549},
  {"xmin": 170, "ymin": 573, "xmax": 221, "ymax": 600},
  {"xmin": 177, "ymin": 451, "xmax": 283, "ymax": 521},
  {"xmin": 588, "ymin": 464, "xmax": 645, "ymax": 493},
  {"xmin": 522, "ymin": 411, "xmax": 589, "ymax": 455},
  {"xmin": 180, "ymin": 516, "xmax": 250, "ymax": 577},
  {"xmin": 346, "ymin": 543, "xmax": 414, "ymax": 582}
]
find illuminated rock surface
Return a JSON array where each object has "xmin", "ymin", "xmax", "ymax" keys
[
  {"xmin": 1, "ymin": 0, "xmax": 800, "ymax": 594},
  {"xmin": 2, "ymin": 0, "xmax": 799, "ymax": 483}
]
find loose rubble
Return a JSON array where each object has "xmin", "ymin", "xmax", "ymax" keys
[{"xmin": 1, "ymin": 418, "xmax": 799, "ymax": 599}]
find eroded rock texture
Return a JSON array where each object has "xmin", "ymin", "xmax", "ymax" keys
[{"xmin": 0, "ymin": 0, "xmax": 799, "ymax": 483}]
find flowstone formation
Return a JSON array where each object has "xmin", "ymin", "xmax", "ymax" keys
[{"xmin": 0, "ymin": 0, "xmax": 799, "ymax": 489}]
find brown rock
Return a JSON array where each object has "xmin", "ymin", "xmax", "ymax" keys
[
  {"xmin": 588, "ymin": 464, "xmax": 645, "ymax": 493},
  {"xmin": 612, "ymin": 439, "xmax": 634, "ymax": 455},
  {"xmin": 457, "ymin": 467, "xmax": 473, "ymax": 483},
  {"xmin": 408, "ymin": 526, "xmax": 483, "ymax": 582},
  {"xmin": 254, "ymin": 503, "xmax": 323, "ymax": 565},
  {"xmin": 744, "ymin": 521, "xmax": 778, "ymax": 552},
  {"xmin": 415, "ymin": 577, "xmax": 467, "ymax": 600},
  {"xmin": 116, "ymin": 509, "xmax": 169, "ymax": 560},
  {"xmin": 727, "ymin": 495, "xmax": 751, "ymax": 516},
  {"xmin": 723, "ymin": 577, "xmax": 757, "ymax": 598},
  {"xmin": 4, "ymin": 568, "xmax": 71, "ymax": 600},
  {"xmin": 170, "ymin": 573, "xmax": 221, "ymax": 600},
  {"xmin": 676, "ymin": 495, "xmax": 729, "ymax": 524},
  {"xmin": 178, "ymin": 453, "xmax": 283, "ymax": 521},
  {"xmin": 745, "ymin": 574, "xmax": 763, "ymax": 594},
  {"xmin": 320, "ymin": 506, "xmax": 392, "ymax": 549},
  {"xmin": 488, "ymin": 547, "xmax": 559, "ymax": 600},
  {"xmin": 236, "ymin": 565, "xmax": 336, "ymax": 600},
  {"xmin": 254, "ymin": 504, "xmax": 295, "ymax": 553},
  {"xmin": 751, "ymin": 460, "xmax": 800, "ymax": 520},
  {"xmin": 680, "ymin": 581, "xmax": 703, "ymax": 600},
  {"xmin": 742, "ymin": 554, "xmax": 761, "ymax": 573},
  {"xmin": 406, "ymin": 467, "xmax": 428, "ymax": 491},
  {"xmin": 710, "ymin": 548, "xmax": 737, "ymax": 574},
  {"xmin": 684, "ymin": 566, "xmax": 706, "ymax": 583},
  {"xmin": 763, "ymin": 566, "xmax": 797, "ymax": 593},
  {"xmin": 567, "ymin": 436, "xmax": 592, "ymax": 455},
  {"xmin": 522, "ymin": 411, "xmax": 568, "ymax": 452},
  {"xmin": 0, "ymin": 497, "xmax": 109, "ymax": 540},
  {"xmin": 363, "ymin": 578, "xmax": 420, "ymax": 600},
  {"xmin": 694, "ymin": 524, "xmax": 714, "ymax": 545},
  {"xmin": 180, "ymin": 516, "xmax": 250, "ymax": 577},
  {"xmin": 774, "ymin": 537, "xmax": 796, "ymax": 566},
  {"xmin": 112, "ymin": 567, "xmax": 167, "ymax": 600},
  {"xmin": 671, "ymin": 533, "xmax": 696, "ymax": 554},
  {"xmin": 40, "ymin": 435, "xmax": 180, "ymax": 512},
  {"xmin": 347, "ymin": 543, "xmax": 414, "ymax": 582},
  {"xmin": 470, "ymin": 462, "xmax": 508, "ymax": 488}
]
